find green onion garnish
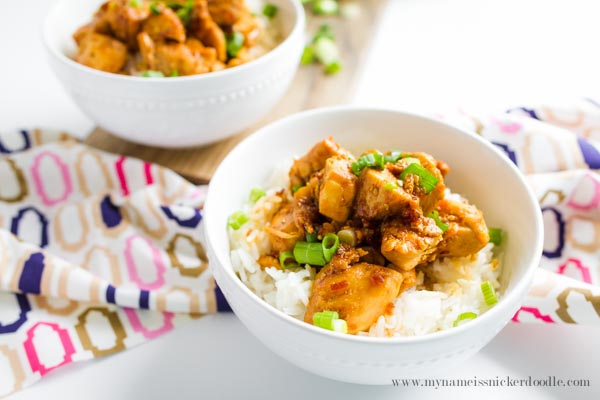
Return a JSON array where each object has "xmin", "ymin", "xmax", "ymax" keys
[
  {"xmin": 170, "ymin": 69, "xmax": 179, "ymax": 77},
  {"xmin": 313, "ymin": 311, "xmax": 347, "ymax": 333},
  {"xmin": 279, "ymin": 251, "xmax": 298, "ymax": 269},
  {"xmin": 350, "ymin": 152, "xmax": 385, "ymax": 176},
  {"xmin": 293, "ymin": 242, "xmax": 327, "ymax": 266},
  {"xmin": 227, "ymin": 211, "xmax": 249, "ymax": 230},
  {"xmin": 488, "ymin": 227, "xmax": 503, "ymax": 246},
  {"xmin": 129, "ymin": 0, "xmax": 142, "ymax": 8},
  {"xmin": 172, "ymin": 0, "xmax": 194, "ymax": 24},
  {"xmin": 313, "ymin": 37, "xmax": 340, "ymax": 67},
  {"xmin": 399, "ymin": 163, "xmax": 438, "ymax": 194},
  {"xmin": 383, "ymin": 181, "xmax": 397, "ymax": 191},
  {"xmin": 262, "ymin": 3, "xmax": 278, "ymax": 18},
  {"xmin": 481, "ymin": 281, "xmax": 498, "ymax": 306},
  {"xmin": 301, "ymin": 46, "xmax": 315, "ymax": 65},
  {"xmin": 428, "ymin": 210, "xmax": 448, "ymax": 232},
  {"xmin": 249, "ymin": 187, "xmax": 266, "ymax": 203},
  {"xmin": 312, "ymin": 310, "xmax": 338, "ymax": 330},
  {"xmin": 324, "ymin": 61, "xmax": 342, "ymax": 75},
  {"xmin": 150, "ymin": 3, "xmax": 161, "ymax": 14},
  {"xmin": 312, "ymin": 0, "xmax": 339, "ymax": 15},
  {"xmin": 141, "ymin": 70, "xmax": 165, "ymax": 78},
  {"xmin": 337, "ymin": 229, "xmax": 357, "ymax": 246},
  {"xmin": 453, "ymin": 312, "xmax": 477, "ymax": 327},
  {"xmin": 384, "ymin": 151, "xmax": 403, "ymax": 164},
  {"xmin": 306, "ymin": 232, "xmax": 318, "ymax": 243},
  {"xmin": 292, "ymin": 184, "xmax": 303, "ymax": 193},
  {"xmin": 402, "ymin": 157, "xmax": 421, "ymax": 166},
  {"xmin": 226, "ymin": 31, "xmax": 245, "ymax": 58},
  {"xmin": 322, "ymin": 233, "xmax": 339, "ymax": 262},
  {"xmin": 312, "ymin": 24, "xmax": 335, "ymax": 43}
]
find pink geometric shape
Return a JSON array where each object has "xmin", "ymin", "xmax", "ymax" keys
[
  {"xmin": 144, "ymin": 162, "xmax": 154, "ymax": 185},
  {"xmin": 567, "ymin": 173, "xmax": 600, "ymax": 211},
  {"xmin": 30, "ymin": 151, "xmax": 73, "ymax": 206},
  {"xmin": 557, "ymin": 258, "xmax": 592, "ymax": 284},
  {"xmin": 511, "ymin": 306, "xmax": 555, "ymax": 323},
  {"xmin": 492, "ymin": 117, "xmax": 522, "ymax": 134},
  {"xmin": 124, "ymin": 234, "xmax": 166, "ymax": 290},
  {"xmin": 23, "ymin": 322, "xmax": 75, "ymax": 376},
  {"xmin": 115, "ymin": 156, "xmax": 129, "ymax": 196},
  {"xmin": 124, "ymin": 308, "xmax": 174, "ymax": 339}
]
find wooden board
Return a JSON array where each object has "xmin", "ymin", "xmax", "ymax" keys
[{"xmin": 85, "ymin": 1, "xmax": 387, "ymax": 184}]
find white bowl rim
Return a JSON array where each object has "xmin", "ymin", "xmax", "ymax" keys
[
  {"xmin": 41, "ymin": 0, "xmax": 305, "ymax": 83},
  {"xmin": 205, "ymin": 105, "xmax": 545, "ymax": 345}
]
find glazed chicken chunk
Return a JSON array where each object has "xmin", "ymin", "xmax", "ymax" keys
[
  {"xmin": 319, "ymin": 156, "xmax": 357, "ymax": 222},
  {"xmin": 355, "ymin": 168, "xmax": 420, "ymax": 221},
  {"xmin": 380, "ymin": 215, "xmax": 443, "ymax": 271},
  {"xmin": 305, "ymin": 247, "xmax": 403, "ymax": 334},
  {"xmin": 436, "ymin": 197, "xmax": 490, "ymax": 257},
  {"xmin": 289, "ymin": 138, "xmax": 348, "ymax": 189},
  {"xmin": 75, "ymin": 33, "xmax": 128, "ymax": 73}
]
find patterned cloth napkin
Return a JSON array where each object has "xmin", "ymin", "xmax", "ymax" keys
[{"xmin": 1, "ymin": 100, "xmax": 600, "ymax": 397}]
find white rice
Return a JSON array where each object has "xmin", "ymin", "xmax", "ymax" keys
[{"xmin": 228, "ymin": 172, "xmax": 502, "ymax": 336}]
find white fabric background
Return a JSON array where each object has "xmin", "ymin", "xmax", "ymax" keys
[{"xmin": 1, "ymin": 0, "xmax": 599, "ymax": 399}]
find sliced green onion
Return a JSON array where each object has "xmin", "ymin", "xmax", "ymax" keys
[
  {"xmin": 488, "ymin": 227, "xmax": 503, "ymax": 246},
  {"xmin": 312, "ymin": 24, "xmax": 335, "ymax": 43},
  {"xmin": 402, "ymin": 157, "xmax": 421, "ymax": 166},
  {"xmin": 337, "ymin": 229, "xmax": 357, "ymax": 246},
  {"xmin": 428, "ymin": 210, "xmax": 448, "ymax": 233},
  {"xmin": 351, "ymin": 152, "xmax": 385, "ymax": 176},
  {"xmin": 384, "ymin": 151, "xmax": 403, "ymax": 164},
  {"xmin": 150, "ymin": 3, "xmax": 161, "ymax": 14},
  {"xmin": 399, "ymin": 163, "xmax": 438, "ymax": 194},
  {"xmin": 262, "ymin": 3, "xmax": 278, "ymax": 18},
  {"xmin": 453, "ymin": 312, "xmax": 478, "ymax": 327},
  {"xmin": 306, "ymin": 232, "xmax": 318, "ymax": 243},
  {"xmin": 312, "ymin": 0, "xmax": 339, "ymax": 15},
  {"xmin": 170, "ymin": 69, "xmax": 179, "ymax": 77},
  {"xmin": 332, "ymin": 319, "xmax": 348, "ymax": 333},
  {"xmin": 279, "ymin": 251, "xmax": 298, "ymax": 269},
  {"xmin": 227, "ymin": 211, "xmax": 249, "ymax": 230},
  {"xmin": 312, "ymin": 310, "xmax": 338, "ymax": 330},
  {"xmin": 313, "ymin": 37, "xmax": 339, "ymax": 66},
  {"xmin": 322, "ymin": 233, "xmax": 340, "ymax": 262},
  {"xmin": 324, "ymin": 61, "xmax": 342, "ymax": 75},
  {"xmin": 301, "ymin": 46, "xmax": 315, "ymax": 65},
  {"xmin": 293, "ymin": 242, "xmax": 327, "ymax": 266},
  {"xmin": 249, "ymin": 187, "xmax": 266, "ymax": 203},
  {"xmin": 174, "ymin": 0, "xmax": 194, "ymax": 24},
  {"xmin": 383, "ymin": 181, "xmax": 397, "ymax": 191},
  {"xmin": 129, "ymin": 0, "xmax": 142, "ymax": 8},
  {"xmin": 481, "ymin": 281, "xmax": 498, "ymax": 306},
  {"xmin": 226, "ymin": 31, "xmax": 245, "ymax": 58},
  {"xmin": 292, "ymin": 184, "xmax": 304, "ymax": 193},
  {"xmin": 141, "ymin": 70, "xmax": 165, "ymax": 78}
]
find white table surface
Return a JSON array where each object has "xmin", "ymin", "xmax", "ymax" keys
[{"xmin": 1, "ymin": 0, "xmax": 600, "ymax": 399}]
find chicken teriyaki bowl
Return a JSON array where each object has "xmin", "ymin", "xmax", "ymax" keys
[{"xmin": 227, "ymin": 137, "xmax": 505, "ymax": 337}]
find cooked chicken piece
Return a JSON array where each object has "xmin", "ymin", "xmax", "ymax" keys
[
  {"xmin": 233, "ymin": 13, "xmax": 259, "ymax": 47},
  {"xmin": 142, "ymin": 4, "xmax": 186, "ymax": 43},
  {"xmin": 265, "ymin": 203, "xmax": 304, "ymax": 253},
  {"xmin": 207, "ymin": 0, "xmax": 247, "ymax": 26},
  {"xmin": 257, "ymin": 255, "xmax": 280, "ymax": 269},
  {"xmin": 387, "ymin": 152, "xmax": 446, "ymax": 215},
  {"xmin": 138, "ymin": 32, "xmax": 211, "ymax": 75},
  {"xmin": 436, "ymin": 197, "xmax": 489, "ymax": 257},
  {"xmin": 75, "ymin": 33, "xmax": 128, "ymax": 73},
  {"xmin": 292, "ymin": 179, "xmax": 319, "ymax": 234},
  {"xmin": 186, "ymin": 38, "xmax": 218, "ymax": 69},
  {"xmin": 289, "ymin": 138, "xmax": 349, "ymax": 189},
  {"xmin": 189, "ymin": 0, "xmax": 227, "ymax": 61},
  {"xmin": 397, "ymin": 267, "xmax": 417, "ymax": 292},
  {"xmin": 305, "ymin": 258, "xmax": 403, "ymax": 334},
  {"xmin": 226, "ymin": 47, "xmax": 252, "ymax": 68},
  {"xmin": 99, "ymin": 0, "xmax": 151, "ymax": 49},
  {"xmin": 355, "ymin": 168, "xmax": 420, "ymax": 221},
  {"xmin": 357, "ymin": 246, "xmax": 386, "ymax": 266},
  {"xmin": 380, "ymin": 216, "xmax": 443, "ymax": 271},
  {"xmin": 319, "ymin": 156, "xmax": 357, "ymax": 222}
]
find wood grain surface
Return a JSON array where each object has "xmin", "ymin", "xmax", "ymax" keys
[{"xmin": 84, "ymin": 1, "xmax": 387, "ymax": 184}]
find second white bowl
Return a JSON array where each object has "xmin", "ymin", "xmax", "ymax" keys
[{"xmin": 43, "ymin": 0, "xmax": 305, "ymax": 147}]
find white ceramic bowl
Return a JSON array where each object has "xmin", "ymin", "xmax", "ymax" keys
[
  {"xmin": 43, "ymin": 0, "xmax": 304, "ymax": 147},
  {"xmin": 204, "ymin": 107, "xmax": 544, "ymax": 384}
]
